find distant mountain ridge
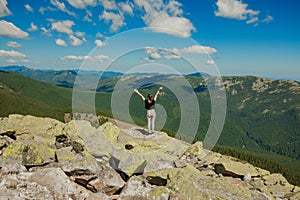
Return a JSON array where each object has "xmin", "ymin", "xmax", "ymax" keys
[{"xmin": 0, "ymin": 67, "xmax": 299, "ymax": 186}]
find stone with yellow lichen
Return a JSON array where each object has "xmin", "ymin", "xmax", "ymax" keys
[{"xmin": 2, "ymin": 141, "xmax": 55, "ymax": 166}]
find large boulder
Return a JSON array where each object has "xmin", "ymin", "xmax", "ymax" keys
[
  {"xmin": 1, "ymin": 115, "xmax": 64, "ymax": 145},
  {"xmin": 145, "ymin": 164, "xmax": 273, "ymax": 199},
  {"xmin": 2, "ymin": 141, "xmax": 55, "ymax": 166},
  {"xmin": 262, "ymin": 173, "xmax": 296, "ymax": 199}
]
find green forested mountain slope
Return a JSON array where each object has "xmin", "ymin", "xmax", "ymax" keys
[{"xmin": 0, "ymin": 71, "xmax": 299, "ymax": 185}]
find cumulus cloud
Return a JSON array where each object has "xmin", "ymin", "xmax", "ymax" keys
[
  {"xmin": 55, "ymin": 38, "xmax": 67, "ymax": 47},
  {"xmin": 69, "ymin": 35, "xmax": 86, "ymax": 46},
  {"xmin": 0, "ymin": 49, "xmax": 26, "ymax": 58},
  {"xmin": 246, "ymin": 17, "xmax": 259, "ymax": 24},
  {"xmin": 27, "ymin": 22, "xmax": 38, "ymax": 31},
  {"xmin": 24, "ymin": 4, "xmax": 33, "ymax": 12},
  {"xmin": 144, "ymin": 47, "xmax": 181, "ymax": 62},
  {"xmin": 206, "ymin": 59, "xmax": 215, "ymax": 65},
  {"xmin": 94, "ymin": 39, "xmax": 105, "ymax": 47},
  {"xmin": 134, "ymin": 0, "xmax": 195, "ymax": 38},
  {"xmin": 214, "ymin": 0, "xmax": 273, "ymax": 26},
  {"xmin": 261, "ymin": 15, "xmax": 273, "ymax": 23},
  {"xmin": 178, "ymin": 45, "xmax": 217, "ymax": 55},
  {"xmin": 51, "ymin": 20, "xmax": 74, "ymax": 35},
  {"xmin": 61, "ymin": 54, "xmax": 109, "ymax": 61},
  {"xmin": 67, "ymin": 0, "xmax": 97, "ymax": 9},
  {"xmin": 41, "ymin": 27, "xmax": 52, "ymax": 37},
  {"xmin": 118, "ymin": 1, "xmax": 133, "ymax": 15},
  {"xmin": 143, "ymin": 45, "xmax": 217, "ymax": 62},
  {"xmin": 0, "ymin": 20, "xmax": 29, "ymax": 39},
  {"xmin": 100, "ymin": 0, "xmax": 117, "ymax": 10},
  {"xmin": 0, "ymin": 0, "xmax": 11, "ymax": 17},
  {"xmin": 215, "ymin": 0, "xmax": 259, "ymax": 20},
  {"xmin": 100, "ymin": 11, "xmax": 125, "ymax": 32},
  {"xmin": 50, "ymin": 0, "xmax": 76, "ymax": 16},
  {"xmin": 6, "ymin": 41, "xmax": 21, "ymax": 48},
  {"xmin": 75, "ymin": 31, "xmax": 85, "ymax": 37}
]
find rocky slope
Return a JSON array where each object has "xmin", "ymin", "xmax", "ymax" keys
[{"xmin": 0, "ymin": 114, "xmax": 299, "ymax": 200}]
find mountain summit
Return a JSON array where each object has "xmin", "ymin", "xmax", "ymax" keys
[{"xmin": 0, "ymin": 114, "xmax": 299, "ymax": 199}]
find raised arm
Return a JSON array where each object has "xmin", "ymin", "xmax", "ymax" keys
[
  {"xmin": 154, "ymin": 86, "xmax": 163, "ymax": 101},
  {"xmin": 134, "ymin": 89, "xmax": 145, "ymax": 101}
]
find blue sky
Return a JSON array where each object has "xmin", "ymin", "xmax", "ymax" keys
[{"xmin": 0, "ymin": 0, "xmax": 299, "ymax": 80}]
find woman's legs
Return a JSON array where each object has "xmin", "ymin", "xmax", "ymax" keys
[{"xmin": 147, "ymin": 109, "xmax": 156, "ymax": 133}]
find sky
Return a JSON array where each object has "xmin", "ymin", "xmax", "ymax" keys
[{"xmin": 0, "ymin": 0, "xmax": 299, "ymax": 80}]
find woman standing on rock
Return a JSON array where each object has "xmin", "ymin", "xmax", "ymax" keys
[{"xmin": 134, "ymin": 86, "xmax": 163, "ymax": 134}]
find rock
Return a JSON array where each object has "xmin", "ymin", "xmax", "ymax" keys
[
  {"xmin": 2, "ymin": 141, "xmax": 56, "ymax": 166},
  {"xmin": 5, "ymin": 115, "xmax": 64, "ymax": 144},
  {"xmin": 144, "ymin": 160, "xmax": 173, "ymax": 173},
  {"xmin": 87, "ymin": 170, "xmax": 125, "ymax": 195},
  {"xmin": 174, "ymin": 159, "xmax": 187, "ymax": 168},
  {"xmin": 119, "ymin": 176, "xmax": 152, "ymax": 199},
  {"xmin": 183, "ymin": 141, "xmax": 203, "ymax": 157},
  {"xmin": 243, "ymin": 172, "xmax": 252, "ymax": 182},
  {"xmin": 146, "ymin": 186, "xmax": 171, "ymax": 200},
  {"xmin": 5, "ymin": 175, "xmax": 17, "ymax": 189},
  {"xmin": 61, "ymin": 153, "xmax": 100, "ymax": 176},
  {"xmin": 28, "ymin": 168, "xmax": 80, "ymax": 199},
  {"xmin": 64, "ymin": 113, "xmax": 72, "ymax": 123},
  {"xmin": 213, "ymin": 161, "xmax": 260, "ymax": 178},
  {"xmin": 146, "ymin": 164, "xmax": 272, "ymax": 199},
  {"xmin": 0, "ymin": 137, "xmax": 7, "ymax": 150},
  {"xmin": 262, "ymin": 173, "xmax": 295, "ymax": 198}
]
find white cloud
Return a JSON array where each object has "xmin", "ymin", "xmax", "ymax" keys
[
  {"xmin": 69, "ymin": 35, "xmax": 86, "ymax": 46},
  {"xmin": 149, "ymin": 52, "xmax": 161, "ymax": 60},
  {"xmin": 50, "ymin": 0, "xmax": 76, "ymax": 16},
  {"xmin": 39, "ymin": 6, "xmax": 56, "ymax": 14},
  {"xmin": 144, "ymin": 47, "xmax": 181, "ymax": 62},
  {"xmin": 61, "ymin": 54, "xmax": 109, "ymax": 61},
  {"xmin": 178, "ymin": 45, "xmax": 217, "ymax": 55},
  {"xmin": 75, "ymin": 31, "xmax": 85, "ymax": 37},
  {"xmin": 96, "ymin": 32, "xmax": 104, "ymax": 38},
  {"xmin": 134, "ymin": 0, "xmax": 195, "ymax": 38},
  {"xmin": 246, "ymin": 17, "xmax": 259, "ymax": 24},
  {"xmin": 100, "ymin": 11, "xmax": 125, "ymax": 32},
  {"xmin": 118, "ymin": 1, "xmax": 133, "ymax": 15},
  {"xmin": 0, "ymin": 20, "xmax": 29, "ymax": 39},
  {"xmin": 0, "ymin": 49, "xmax": 26, "ymax": 58},
  {"xmin": 164, "ymin": 53, "xmax": 181, "ymax": 60},
  {"xmin": 0, "ymin": 0, "xmax": 11, "ymax": 17},
  {"xmin": 215, "ymin": 0, "xmax": 259, "ymax": 20},
  {"xmin": 6, "ymin": 59, "xmax": 29, "ymax": 63},
  {"xmin": 206, "ymin": 59, "xmax": 215, "ymax": 65},
  {"xmin": 6, "ymin": 41, "xmax": 21, "ymax": 48},
  {"xmin": 55, "ymin": 38, "xmax": 67, "ymax": 47},
  {"xmin": 83, "ymin": 10, "xmax": 93, "ymax": 22},
  {"xmin": 67, "ymin": 0, "xmax": 97, "ymax": 9},
  {"xmin": 41, "ymin": 27, "xmax": 52, "ymax": 37},
  {"xmin": 94, "ymin": 39, "xmax": 105, "ymax": 47},
  {"xmin": 149, "ymin": 14, "xmax": 195, "ymax": 38},
  {"xmin": 51, "ymin": 20, "xmax": 74, "ymax": 35},
  {"xmin": 100, "ymin": 0, "xmax": 117, "ymax": 10},
  {"xmin": 261, "ymin": 15, "xmax": 273, "ymax": 23},
  {"xmin": 24, "ymin": 4, "xmax": 33, "ymax": 12},
  {"xmin": 27, "ymin": 22, "xmax": 38, "ymax": 31}
]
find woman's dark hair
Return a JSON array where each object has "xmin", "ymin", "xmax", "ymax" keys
[{"xmin": 148, "ymin": 93, "xmax": 152, "ymax": 101}]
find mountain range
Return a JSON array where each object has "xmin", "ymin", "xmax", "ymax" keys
[{"xmin": 0, "ymin": 65, "xmax": 299, "ymax": 185}]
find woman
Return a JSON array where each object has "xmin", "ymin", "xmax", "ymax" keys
[{"xmin": 134, "ymin": 86, "xmax": 163, "ymax": 134}]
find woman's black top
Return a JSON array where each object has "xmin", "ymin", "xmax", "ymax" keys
[{"xmin": 145, "ymin": 100, "xmax": 155, "ymax": 110}]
